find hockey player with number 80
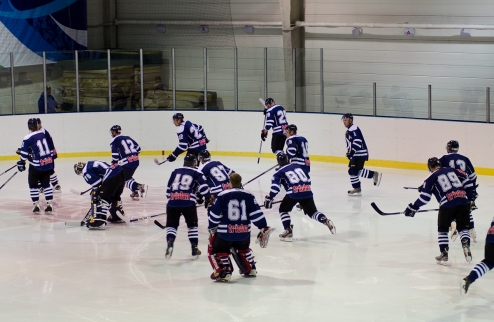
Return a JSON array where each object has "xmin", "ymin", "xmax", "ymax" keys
[
  {"xmin": 264, "ymin": 153, "xmax": 336, "ymax": 241},
  {"xmin": 208, "ymin": 173, "xmax": 275, "ymax": 282}
]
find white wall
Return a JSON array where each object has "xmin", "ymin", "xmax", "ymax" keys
[{"xmin": 2, "ymin": 111, "xmax": 493, "ymax": 170}]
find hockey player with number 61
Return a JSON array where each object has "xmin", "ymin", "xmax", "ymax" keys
[{"xmin": 208, "ymin": 173, "xmax": 275, "ymax": 282}]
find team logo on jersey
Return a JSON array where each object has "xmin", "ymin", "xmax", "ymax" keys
[
  {"xmin": 446, "ymin": 190, "xmax": 466, "ymax": 201},
  {"xmin": 293, "ymin": 184, "xmax": 311, "ymax": 193},
  {"xmin": 170, "ymin": 192, "xmax": 191, "ymax": 200},
  {"xmin": 228, "ymin": 224, "xmax": 249, "ymax": 233}
]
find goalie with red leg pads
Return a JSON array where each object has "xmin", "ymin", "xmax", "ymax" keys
[{"xmin": 207, "ymin": 173, "xmax": 273, "ymax": 281}]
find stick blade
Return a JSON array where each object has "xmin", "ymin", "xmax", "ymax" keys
[
  {"xmin": 154, "ymin": 220, "xmax": 166, "ymax": 229},
  {"xmin": 370, "ymin": 202, "xmax": 401, "ymax": 216},
  {"xmin": 70, "ymin": 188, "xmax": 83, "ymax": 195},
  {"xmin": 154, "ymin": 158, "xmax": 160, "ymax": 165},
  {"xmin": 65, "ymin": 221, "xmax": 84, "ymax": 227}
]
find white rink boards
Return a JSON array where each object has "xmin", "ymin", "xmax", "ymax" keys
[{"xmin": 0, "ymin": 156, "xmax": 493, "ymax": 322}]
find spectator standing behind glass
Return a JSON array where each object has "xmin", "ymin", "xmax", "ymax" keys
[{"xmin": 38, "ymin": 85, "xmax": 60, "ymax": 113}]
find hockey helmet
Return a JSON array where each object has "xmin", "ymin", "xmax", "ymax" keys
[
  {"xmin": 284, "ymin": 124, "xmax": 298, "ymax": 135},
  {"xmin": 183, "ymin": 154, "xmax": 197, "ymax": 167},
  {"xmin": 172, "ymin": 113, "xmax": 184, "ymax": 120},
  {"xmin": 198, "ymin": 150, "xmax": 211, "ymax": 162},
  {"xmin": 446, "ymin": 140, "xmax": 459, "ymax": 153},
  {"xmin": 264, "ymin": 98, "xmax": 275, "ymax": 106},
  {"xmin": 341, "ymin": 113, "xmax": 354, "ymax": 120},
  {"xmin": 110, "ymin": 125, "xmax": 122, "ymax": 134},
  {"xmin": 427, "ymin": 157, "xmax": 441, "ymax": 172},
  {"xmin": 74, "ymin": 162, "xmax": 86, "ymax": 175},
  {"xmin": 27, "ymin": 118, "xmax": 38, "ymax": 131},
  {"xmin": 277, "ymin": 153, "xmax": 289, "ymax": 167}
]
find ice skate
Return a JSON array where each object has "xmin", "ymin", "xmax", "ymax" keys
[
  {"xmin": 460, "ymin": 277, "xmax": 472, "ymax": 295},
  {"xmin": 44, "ymin": 201, "xmax": 53, "ymax": 214},
  {"xmin": 53, "ymin": 184, "xmax": 62, "ymax": 193},
  {"xmin": 449, "ymin": 221, "xmax": 458, "ymax": 242},
  {"xmin": 32, "ymin": 202, "xmax": 40, "ymax": 214},
  {"xmin": 469, "ymin": 228, "xmax": 476, "ymax": 243},
  {"xmin": 279, "ymin": 225, "xmax": 293, "ymax": 242},
  {"xmin": 191, "ymin": 245, "xmax": 201, "ymax": 260},
  {"xmin": 215, "ymin": 269, "xmax": 231, "ymax": 282},
  {"xmin": 373, "ymin": 172, "xmax": 382, "ymax": 186},
  {"xmin": 244, "ymin": 269, "xmax": 257, "ymax": 278},
  {"xmin": 461, "ymin": 238, "xmax": 472, "ymax": 263},
  {"xmin": 129, "ymin": 190, "xmax": 140, "ymax": 201},
  {"xmin": 322, "ymin": 217, "xmax": 336, "ymax": 234},
  {"xmin": 435, "ymin": 250, "xmax": 449, "ymax": 266},
  {"xmin": 348, "ymin": 188, "xmax": 362, "ymax": 196},
  {"xmin": 138, "ymin": 184, "xmax": 148, "ymax": 198},
  {"xmin": 165, "ymin": 240, "xmax": 174, "ymax": 260}
]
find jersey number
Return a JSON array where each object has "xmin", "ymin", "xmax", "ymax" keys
[
  {"xmin": 36, "ymin": 139, "xmax": 51, "ymax": 157},
  {"xmin": 190, "ymin": 124, "xmax": 203, "ymax": 140},
  {"xmin": 227, "ymin": 199, "xmax": 247, "ymax": 221},
  {"xmin": 277, "ymin": 110, "xmax": 287, "ymax": 125},
  {"xmin": 301, "ymin": 142, "xmax": 309, "ymax": 158},
  {"xmin": 285, "ymin": 168, "xmax": 309, "ymax": 184},
  {"xmin": 437, "ymin": 172, "xmax": 463, "ymax": 192},
  {"xmin": 121, "ymin": 139, "xmax": 138, "ymax": 154},
  {"xmin": 210, "ymin": 166, "xmax": 227, "ymax": 182},
  {"xmin": 449, "ymin": 159, "xmax": 466, "ymax": 172},
  {"xmin": 171, "ymin": 174, "xmax": 193, "ymax": 190}
]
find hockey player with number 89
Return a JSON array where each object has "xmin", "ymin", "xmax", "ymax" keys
[
  {"xmin": 208, "ymin": 173, "xmax": 275, "ymax": 282},
  {"xmin": 264, "ymin": 153, "xmax": 336, "ymax": 241},
  {"xmin": 404, "ymin": 157, "xmax": 474, "ymax": 266},
  {"xmin": 198, "ymin": 150, "xmax": 235, "ymax": 206}
]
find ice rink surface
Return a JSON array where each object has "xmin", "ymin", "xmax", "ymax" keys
[{"xmin": 0, "ymin": 156, "xmax": 493, "ymax": 322}]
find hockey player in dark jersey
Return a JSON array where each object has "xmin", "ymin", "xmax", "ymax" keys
[
  {"xmin": 461, "ymin": 215, "xmax": 494, "ymax": 295},
  {"xmin": 342, "ymin": 113, "xmax": 382, "ymax": 196},
  {"xmin": 164, "ymin": 154, "xmax": 211, "ymax": 260},
  {"xmin": 110, "ymin": 125, "xmax": 147, "ymax": 201},
  {"xmin": 198, "ymin": 150, "xmax": 235, "ymax": 196},
  {"xmin": 17, "ymin": 118, "xmax": 55, "ymax": 214},
  {"xmin": 74, "ymin": 160, "xmax": 125, "ymax": 229},
  {"xmin": 439, "ymin": 140, "xmax": 478, "ymax": 242},
  {"xmin": 261, "ymin": 98, "xmax": 289, "ymax": 157},
  {"xmin": 284, "ymin": 124, "xmax": 310, "ymax": 172},
  {"xmin": 208, "ymin": 173, "xmax": 275, "ymax": 282},
  {"xmin": 16, "ymin": 118, "xmax": 61, "ymax": 194},
  {"xmin": 264, "ymin": 153, "xmax": 336, "ymax": 241},
  {"xmin": 167, "ymin": 113, "xmax": 209, "ymax": 164},
  {"xmin": 404, "ymin": 157, "xmax": 474, "ymax": 265}
]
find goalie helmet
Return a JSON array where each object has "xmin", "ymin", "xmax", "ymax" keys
[
  {"xmin": 284, "ymin": 124, "xmax": 297, "ymax": 135},
  {"xmin": 27, "ymin": 118, "xmax": 38, "ymax": 131},
  {"xmin": 110, "ymin": 125, "xmax": 121, "ymax": 134},
  {"xmin": 427, "ymin": 157, "xmax": 441, "ymax": 172},
  {"xmin": 198, "ymin": 150, "xmax": 211, "ymax": 162},
  {"xmin": 277, "ymin": 153, "xmax": 289, "ymax": 167},
  {"xmin": 183, "ymin": 154, "xmax": 197, "ymax": 167},
  {"xmin": 172, "ymin": 113, "xmax": 184, "ymax": 121},
  {"xmin": 74, "ymin": 162, "xmax": 86, "ymax": 175},
  {"xmin": 446, "ymin": 140, "xmax": 459, "ymax": 153}
]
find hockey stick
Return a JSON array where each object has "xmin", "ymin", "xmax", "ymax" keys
[
  {"xmin": 130, "ymin": 213, "xmax": 165, "ymax": 223},
  {"xmin": 243, "ymin": 164, "xmax": 277, "ymax": 187},
  {"xmin": 403, "ymin": 187, "xmax": 419, "ymax": 190},
  {"xmin": 70, "ymin": 187, "xmax": 92, "ymax": 195},
  {"xmin": 0, "ymin": 165, "xmax": 16, "ymax": 177},
  {"xmin": 260, "ymin": 200, "xmax": 282, "ymax": 208},
  {"xmin": 154, "ymin": 158, "xmax": 167, "ymax": 166},
  {"xmin": 0, "ymin": 171, "xmax": 17, "ymax": 190},
  {"xmin": 257, "ymin": 98, "xmax": 267, "ymax": 164},
  {"xmin": 370, "ymin": 202, "xmax": 439, "ymax": 216},
  {"xmin": 154, "ymin": 220, "xmax": 166, "ymax": 229}
]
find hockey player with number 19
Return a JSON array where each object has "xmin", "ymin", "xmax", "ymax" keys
[
  {"xmin": 264, "ymin": 153, "xmax": 336, "ymax": 241},
  {"xmin": 404, "ymin": 157, "xmax": 474, "ymax": 266},
  {"xmin": 284, "ymin": 124, "xmax": 310, "ymax": 172}
]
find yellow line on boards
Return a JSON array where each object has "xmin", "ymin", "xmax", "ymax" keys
[{"xmin": 2, "ymin": 150, "xmax": 494, "ymax": 176}]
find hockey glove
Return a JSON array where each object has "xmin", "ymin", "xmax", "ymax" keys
[
  {"xmin": 166, "ymin": 153, "xmax": 177, "ymax": 162},
  {"xmin": 52, "ymin": 149, "xmax": 58, "ymax": 160},
  {"xmin": 261, "ymin": 130, "xmax": 268, "ymax": 142},
  {"xmin": 17, "ymin": 160, "xmax": 26, "ymax": 172},
  {"xmin": 15, "ymin": 148, "xmax": 21, "ymax": 155},
  {"xmin": 205, "ymin": 195, "xmax": 215, "ymax": 210},
  {"xmin": 470, "ymin": 200, "xmax": 478, "ymax": 212},
  {"xmin": 208, "ymin": 227, "xmax": 217, "ymax": 237},
  {"xmin": 346, "ymin": 150, "xmax": 355, "ymax": 160},
  {"xmin": 404, "ymin": 203, "xmax": 418, "ymax": 217},
  {"xmin": 417, "ymin": 185, "xmax": 423, "ymax": 193},
  {"xmin": 264, "ymin": 195, "xmax": 273, "ymax": 209},
  {"xmin": 256, "ymin": 227, "xmax": 276, "ymax": 248},
  {"xmin": 196, "ymin": 193, "xmax": 204, "ymax": 205}
]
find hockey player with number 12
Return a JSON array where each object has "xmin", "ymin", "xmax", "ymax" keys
[{"xmin": 167, "ymin": 113, "xmax": 209, "ymax": 163}]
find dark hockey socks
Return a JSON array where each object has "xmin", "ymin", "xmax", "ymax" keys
[
  {"xmin": 438, "ymin": 230, "xmax": 449, "ymax": 253},
  {"xmin": 280, "ymin": 212, "xmax": 292, "ymax": 230},
  {"xmin": 188, "ymin": 226, "xmax": 199, "ymax": 246},
  {"xmin": 359, "ymin": 168, "xmax": 374, "ymax": 179},
  {"xmin": 467, "ymin": 260, "xmax": 494, "ymax": 283}
]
